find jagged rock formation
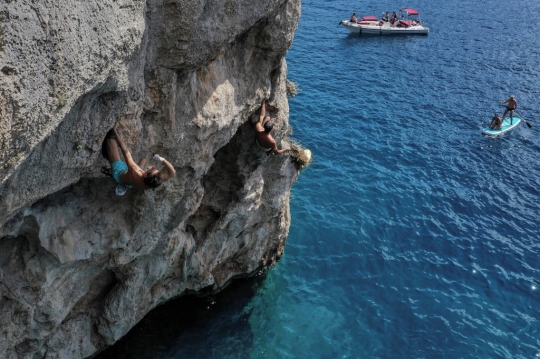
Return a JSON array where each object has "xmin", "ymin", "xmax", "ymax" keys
[{"xmin": 0, "ymin": 0, "xmax": 301, "ymax": 357}]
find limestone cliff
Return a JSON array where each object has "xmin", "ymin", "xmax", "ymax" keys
[{"xmin": 0, "ymin": 0, "xmax": 301, "ymax": 357}]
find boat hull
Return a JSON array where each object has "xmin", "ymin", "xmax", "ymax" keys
[{"xmin": 340, "ymin": 20, "xmax": 429, "ymax": 35}]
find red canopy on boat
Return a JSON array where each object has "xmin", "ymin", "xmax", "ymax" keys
[
  {"xmin": 361, "ymin": 16, "xmax": 379, "ymax": 21},
  {"xmin": 401, "ymin": 8, "xmax": 420, "ymax": 15}
]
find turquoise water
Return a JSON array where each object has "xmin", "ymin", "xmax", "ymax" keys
[{"xmin": 97, "ymin": 0, "xmax": 540, "ymax": 358}]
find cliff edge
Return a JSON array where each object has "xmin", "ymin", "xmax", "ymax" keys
[{"xmin": 0, "ymin": 0, "xmax": 301, "ymax": 357}]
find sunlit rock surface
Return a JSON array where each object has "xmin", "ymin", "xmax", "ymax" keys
[{"xmin": 0, "ymin": 0, "xmax": 301, "ymax": 357}]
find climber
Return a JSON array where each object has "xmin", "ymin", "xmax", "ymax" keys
[
  {"xmin": 101, "ymin": 122, "xmax": 176, "ymax": 190},
  {"xmin": 255, "ymin": 99, "xmax": 291, "ymax": 155}
]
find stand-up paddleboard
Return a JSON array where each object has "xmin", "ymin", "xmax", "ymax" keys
[{"xmin": 482, "ymin": 116, "xmax": 521, "ymax": 136}]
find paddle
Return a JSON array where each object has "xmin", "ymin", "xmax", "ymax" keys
[
  {"xmin": 515, "ymin": 111, "xmax": 532, "ymax": 129},
  {"xmin": 499, "ymin": 102, "xmax": 532, "ymax": 129}
]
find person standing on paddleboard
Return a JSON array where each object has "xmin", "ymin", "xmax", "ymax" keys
[{"xmin": 500, "ymin": 95, "xmax": 518, "ymax": 124}]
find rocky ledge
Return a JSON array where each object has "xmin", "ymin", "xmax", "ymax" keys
[{"xmin": 0, "ymin": 0, "xmax": 301, "ymax": 357}]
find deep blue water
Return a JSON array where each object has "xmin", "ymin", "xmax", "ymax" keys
[{"xmin": 97, "ymin": 0, "xmax": 540, "ymax": 358}]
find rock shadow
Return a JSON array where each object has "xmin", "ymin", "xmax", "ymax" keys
[
  {"xmin": 93, "ymin": 274, "xmax": 265, "ymax": 359},
  {"xmin": 186, "ymin": 120, "xmax": 262, "ymax": 245}
]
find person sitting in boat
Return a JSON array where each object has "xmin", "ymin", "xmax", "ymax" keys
[
  {"xmin": 489, "ymin": 113, "xmax": 502, "ymax": 130},
  {"xmin": 382, "ymin": 11, "xmax": 389, "ymax": 22},
  {"xmin": 390, "ymin": 12, "xmax": 398, "ymax": 25},
  {"xmin": 500, "ymin": 95, "xmax": 518, "ymax": 125},
  {"xmin": 350, "ymin": 13, "xmax": 357, "ymax": 23}
]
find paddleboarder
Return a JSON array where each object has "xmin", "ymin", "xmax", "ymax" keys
[
  {"xmin": 500, "ymin": 95, "xmax": 518, "ymax": 124},
  {"xmin": 489, "ymin": 113, "xmax": 502, "ymax": 130}
]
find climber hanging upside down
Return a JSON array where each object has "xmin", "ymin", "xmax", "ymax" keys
[{"xmin": 101, "ymin": 122, "xmax": 176, "ymax": 190}]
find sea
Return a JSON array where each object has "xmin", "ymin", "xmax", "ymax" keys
[{"xmin": 96, "ymin": 0, "xmax": 540, "ymax": 358}]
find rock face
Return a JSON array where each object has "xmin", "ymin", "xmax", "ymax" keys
[{"xmin": 0, "ymin": 0, "xmax": 301, "ymax": 357}]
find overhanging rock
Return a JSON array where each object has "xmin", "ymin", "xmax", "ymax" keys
[{"xmin": 0, "ymin": 0, "xmax": 301, "ymax": 357}]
